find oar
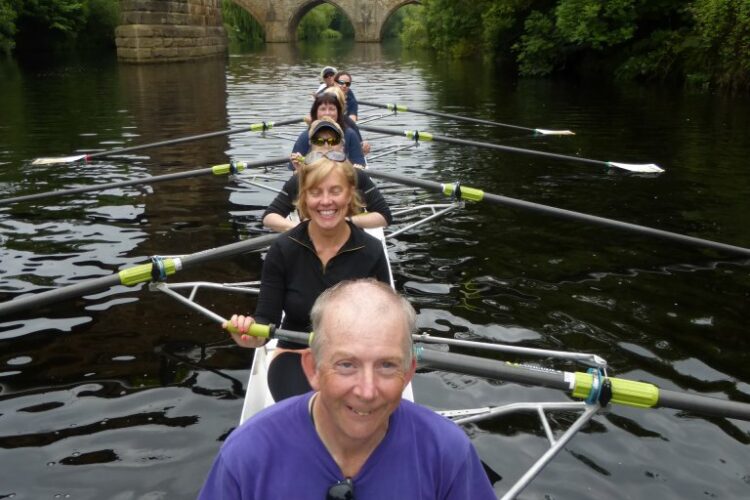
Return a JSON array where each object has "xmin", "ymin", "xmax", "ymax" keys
[
  {"xmin": 359, "ymin": 100, "xmax": 575, "ymax": 136},
  {"xmin": 31, "ymin": 118, "xmax": 304, "ymax": 165},
  {"xmin": 1, "ymin": 157, "xmax": 289, "ymax": 206},
  {"xmin": 415, "ymin": 346, "xmax": 750, "ymax": 421},
  {"xmin": 0, "ymin": 233, "xmax": 279, "ymax": 317},
  {"xmin": 225, "ymin": 323, "xmax": 750, "ymax": 421},
  {"xmin": 359, "ymin": 124, "xmax": 663, "ymax": 173},
  {"xmin": 364, "ymin": 169, "xmax": 750, "ymax": 257}
]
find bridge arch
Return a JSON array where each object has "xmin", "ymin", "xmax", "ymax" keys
[{"xmin": 233, "ymin": 0, "xmax": 420, "ymax": 43}]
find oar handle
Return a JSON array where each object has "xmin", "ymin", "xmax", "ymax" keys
[{"xmin": 225, "ymin": 322, "xmax": 275, "ymax": 338}]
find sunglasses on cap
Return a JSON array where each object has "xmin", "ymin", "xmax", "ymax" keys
[
  {"xmin": 336, "ymin": 80, "xmax": 352, "ymax": 87},
  {"xmin": 304, "ymin": 150, "xmax": 347, "ymax": 164},
  {"xmin": 327, "ymin": 477, "xmax": 354, "ymax": 500},
  {"xmin": 310, "ymin": 136, "xmax": 342, "ymax": 147}
]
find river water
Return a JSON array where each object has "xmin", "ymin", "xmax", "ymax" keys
[{"xmin": 1, "ymin": 41, "xmax": 749, "ymax": 499}]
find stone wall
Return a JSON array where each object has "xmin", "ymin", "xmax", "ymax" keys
[{"xmin": 116, "ymin": 0, "xmax": 227, "ymax": 63}]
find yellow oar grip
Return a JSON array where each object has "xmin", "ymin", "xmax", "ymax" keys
[
  {"xmin": 118, "ymin": 260, "xmax": 179, "ymax": 286},
  {"xmin": 249, "ymin": 121, "xmax": 274, "ymax": 131},
  {"xmin": 573, "ymin": 372, "xmax": 659, "ymax": 409},
  {"xmin": 442, "ymin": 183, "xmax": 485, "ymax": 202},
  {"xmin": 404, "ymin": 130, "xmax": 433, "ymax": 141},
  {"xmin": 211, "ymin": 162, "xmax": 247, "ymax": 175},
  {"xmin": 225, "ymin": 323, "xmax": 272, "ymax": 338}
]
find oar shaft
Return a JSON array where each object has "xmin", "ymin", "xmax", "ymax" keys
[
  {"xmin": 0, "ymin": 233, "xmax": 279, "ymax": 317},
  {"xmin": 365, "ymin": 169, "xmax": 750, "ymax": 258},
  {"xmin": 416, "ymin": 344, "xmax": 750, "ymax": 421},
  {"xmin": 358, "ymin": 100, "xmax": 536, "ymax": 132},
  {"xmin": 657, "ymin": 388, "xmax": 750, "ymax": 421},
  {"xmin": 38, "ymin": 118, "xmax": 303, "ymax": 162},
  {"xmin": 359, "ymin": 125, "xmax": 605, "ymax": 167},
  {"xmin": 416, "ymin": 347, "xmax": 571, "ymax": 391},
  {"xmin": 0, "ymin": 275, "xmax": 123, "ymax": 317},
  {"xmin": 1, "ymin": 156, "xmax": 289, "ymax": 206}
]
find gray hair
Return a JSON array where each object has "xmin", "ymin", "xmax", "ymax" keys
[{"xmin": 310, "ymin": 279, "xmax": 415, "ymax": 370}]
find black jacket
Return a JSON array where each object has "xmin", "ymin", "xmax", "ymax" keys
[{"xmin": 254, "ymin": 220, "xmax": 391, "ymax": 349}]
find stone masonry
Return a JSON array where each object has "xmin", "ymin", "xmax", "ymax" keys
[{"xmin": 116, "ymin": 0, "xmax": 227, "ymax": 63}]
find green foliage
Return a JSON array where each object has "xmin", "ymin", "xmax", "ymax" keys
[
  {"xmin": 514, "ymin": 10, "xmax": 561, "ymax": 76},
  {"xmin": 297, "ymin": 4, "xmax": 352, "ymax": 41},
  {"xmin": 690, "ymin": 0, "xmax": 750, "ymax": 90},
  {"xmin": 222, "ymin": 0, "xmax": 264, "ymax": 44},
  {"xmin": 399, "ymin": 5, "xmax": 430, "ymax": 49},
  {"xmin": 11, "ymin": 0, "xmax": 118, "ymax": 53},
  {"xmin": 79, "ymin": 0, "xmax": 119, "ymax": 48},
  {"xmin": 555, "ymin": 0, "xmax": 637, "ymax": 49},
  {"xmin": 481, "ymin": 0, "xmax": 532, "ymax": 51},
  {"xmin": 615, "ymin": 28, "xmax": 687, "ymax": 82},
  {"xmin": 0, "ymin": 0, "xmax": 18, "ymax": 56}
]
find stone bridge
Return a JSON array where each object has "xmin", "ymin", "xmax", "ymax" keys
[
  {"xmin": 116, "ymin": 0, "xmax": 418, "ymax": 63},
  {"xmin": 234, "ymin": 0, "xmax": 419, "ymax": 42}
]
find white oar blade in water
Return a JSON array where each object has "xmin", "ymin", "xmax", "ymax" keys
[
  {"xmin": 32, "ymin": 154, "xmax": 87, "ymax": 165},
  {"xmin": 534, "ymin": 128, "xmax": 576, "ymax": 136},
  {"xmin": 608, "ymin": 162, "xmax": 665, "ymax": 173}
]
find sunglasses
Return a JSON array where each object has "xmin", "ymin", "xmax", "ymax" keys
[
  {"xmin": 304, "ymin": 150, "xmax": 347, "ymax": 164},
  {"xmin": 311, "ymin": 136, "xmax": 342, "ymax": 147},
  {"xmin": 326, "ymin": 478, "xmax": 354, "ymax": 500},
  {"xmin": 336, "ymin": 80, "xmax": 352, "ymax": 87}
]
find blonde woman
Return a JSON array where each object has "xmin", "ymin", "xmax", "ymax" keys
[{"xmin": 225, "ymin": 157, "xmax": 391, "ymax": 401}]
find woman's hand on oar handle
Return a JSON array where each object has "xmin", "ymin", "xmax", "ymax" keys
[
  {"xmin": 290, "ymin": 152, "xmax": 305, "ymax": 171},
  {"xmin": 223, "ymin": 314, "xmax": 267, "ymax": 349}
]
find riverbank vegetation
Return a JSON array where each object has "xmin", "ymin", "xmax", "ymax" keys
[
  {"xmin": 399, "ymin": 0, "xmax": 749, "ymax": 91},
  {"xmin": 0, "ymin": 0, "xmax": 118, "ymax": 56},
  {"xmin": 1, "ymin": 0, "xmax": 746, "ymax": 91}
]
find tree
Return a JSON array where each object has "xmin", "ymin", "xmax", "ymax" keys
[{"xmin": 0, "ymin": 0, "xmax": 18, "ymax": 56}]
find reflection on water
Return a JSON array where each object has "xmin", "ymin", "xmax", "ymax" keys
[{"xmin": 1, "ymin": 42, "xmax": 749, "ymax": 498}]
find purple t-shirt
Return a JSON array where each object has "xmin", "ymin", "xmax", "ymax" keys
[{"xmin": 198, "ymin": 392, "xmax": 496, "ymax": 499}]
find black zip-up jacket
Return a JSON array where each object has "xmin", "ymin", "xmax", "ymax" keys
[{"xmin": 254, "ymin": 220, "xmax": 391, "ymax": 349}]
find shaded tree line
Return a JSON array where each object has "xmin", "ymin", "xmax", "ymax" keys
[
  {"xmin": 400, "ymin": 0, "xmax": 750, "ymax": 91},
  {"xmin": 0, "ymin": 0, "xmax": 118, "ymax": 56}
]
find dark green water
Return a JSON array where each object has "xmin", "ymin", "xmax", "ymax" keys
[{"xmin": 1, "ymin": 41, "xmax": 749, "ymax": 499}]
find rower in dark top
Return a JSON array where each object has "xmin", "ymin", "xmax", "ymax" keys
[
  {"xmin": 323, "ymin": 85, "xmax": 371, "ymax": 156},
  {"xmin": 224, "ymin": 157, "xmax": 391, "ymax": 402},
  {"xmin": 290, "ymin": 92, "xmax": 365, "ymax": 170},
  {"xmin": 267, "ymin": 117, "xmax": 389, "ymax": 233},
  {"xmin": 333, "ymin": 70, "xmax": 358, "ymax": 121}
]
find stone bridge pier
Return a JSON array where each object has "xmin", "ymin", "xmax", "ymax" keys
[{"xmin": 116, "ymin": 0, "xmax": 227, "ymax": 63}]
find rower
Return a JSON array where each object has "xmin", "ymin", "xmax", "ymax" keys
[
  {"xmin": 264, "ymin": 117, "xmax": 390, "ymax": 233},
  {"xmin": 290, "ymin": 91, "xmax": 365, "ymax": 170},
  {"xmin": 224, "ymin": 159, "xmax": 391, "ymax": 402},
  {"xmin": 333, "ymin": 70, "xmax": 358, "ymax": 121},
  {"xmin": 323, "ymin": 85, "xmax": 371, "ymax": 156},
  {"xmin": 200, "ymin": 279, "xmax": 497, "ymax": 499},
  {"xmin": 314, "ymin": 65, "xmax": 337, "ymax": 96}
]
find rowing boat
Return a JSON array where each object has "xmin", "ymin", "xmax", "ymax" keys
[{"xmin": 4, "ymin": 107, "xmax": 750, "ymax": 499}]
